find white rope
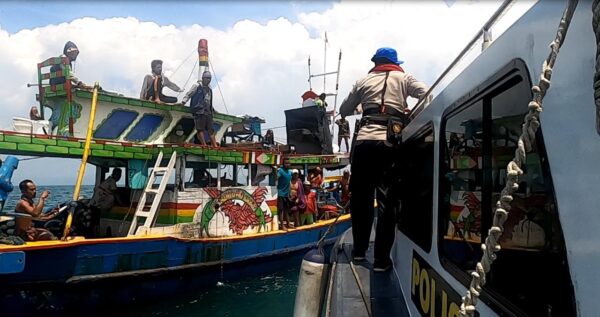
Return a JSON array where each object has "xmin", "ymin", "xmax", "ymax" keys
[{"xmin": 459, "ymin": 1, "xmax": 579, "ymax": 315}]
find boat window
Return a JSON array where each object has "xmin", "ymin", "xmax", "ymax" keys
[
  {"xmin": 94, "ymin": 110, "xmax": 138, "ymax": 140},
  {"xmin": 125, "ymin": 114, "xmax": 164, "ymax": 142},
  {"xmin": 251, "ymin": 164, "xmax": 273, "ymax": 186},
  {"xmin": 397, "ymin": 125, "xmax": 434, "ymax": 252},
  {"xmin": 439, "ymin": 75, "xmax": 576, "ymax": 316},
  {"xmin": 164, "ymin": 117, "xmax": 195, "ymax": 143},
  {"xmin": 184, "ymin": 164, "xmax": 217, "ymax": 189}
]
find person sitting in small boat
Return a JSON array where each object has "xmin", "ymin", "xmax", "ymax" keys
[
  {"xmin": 89, "ymin": 168, "xmax": 122, "ymax": 236},
  {"xmin": 14, "ymin": 180, "xmax": 57, "ymax": 241},
  {"xmin": 182, "ymin": 71, "xmax": 218, "ymax": 147},
  {"xmin": 29, "ymin": 106, "xmax": 42, "ymax": 121},
  {"xmin": 140, "ymin": 59, "xmax": 184, "ymax": 104},
  {"xmin": 289, "ymin": 169, "xmax": 304, "ymax": 228}
]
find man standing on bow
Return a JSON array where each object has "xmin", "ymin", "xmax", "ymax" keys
[
  {"xmin": 339, "ymin": 47, "xmax": 427, "ymax": 271},
  {"xmin": 140, "ymin": 60, "xmax": 184, "ymax": 104}
]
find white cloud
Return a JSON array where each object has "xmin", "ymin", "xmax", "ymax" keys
[{"xmin": 0, "ymin": 0, "xmax": 534, "ymax": 184}]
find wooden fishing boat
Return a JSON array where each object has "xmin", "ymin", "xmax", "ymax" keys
[{"xmin": 0, "ymin": 40, "xmax": 352, "ymax": 313}]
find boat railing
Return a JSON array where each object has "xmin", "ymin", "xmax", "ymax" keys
[{"xmin": 410, "ymin": 0, "xmax": 516, "ymax": 119}]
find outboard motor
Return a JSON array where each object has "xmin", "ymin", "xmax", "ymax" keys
[{"xmin": 293, "ymin": 248, "xmax": 329, "ymax": 317}]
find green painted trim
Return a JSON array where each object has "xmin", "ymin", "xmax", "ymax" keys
[
  {"xmin": 230, "ymin": 152, "xmax": 243, "ymax": 158},
  {"xmin": 5, "ymin": 135, "xmax": 31, "ymax": 144},
  {"xmin": 17, "ymin": 143, "xmax": 45, "ymax": 152},
  {"xmin": 128, "ymin": 99, "xmax": 142, "ymax": 106},
  {"xmin": 208, "ymin": 156, "xmax": 222, "ymax": 161},
  {"xmin": 75, "ymin": 90, "xmax": 93, "ymax": 99},
  {"xmin": 90, "ymin": 143, "xmax": 104, "ymax": 150},
  {"xmin": 0, "ymin": 134, "xmax": 3, "ymax": 142},
  {"xmin": 98, "ymin": 94, "xmax": 112, "ymax": 102},
  {"xmin": 222, "ymin": 156, "xmax": 236, "ymax": 163},
  {"xmin": 57, "ymin": 140, "xmax": 81, "ymax": 148},
  {"xmin": 112, "ymin": 97, "xmax": 129, "ymax": 105},
  {"xmin": 69, "ymin": 148, "xmax": 85, "ymax": 155},
  {"xmin": 155, "ymin": 104, "xmax": 171, "ymax": 111},
  {"xmin": 46, "ymin": 146, "xmax": 69, "ymax": 155},
  {"xmin": 175, "ymin": 216, "xmax": 194, "ymax": 223},
  {"xmin": 134, "ymin": 153, "xmax": 152, "ymax": 160},
  {"xmin": 0, "ymin": 142, "xmax": 17, "ymax": 150},
  {"xmin": 123, "ymin": 147, "xmax": 144, "ymax": 153},
  {"xmin": 235, "ymin": 157, "xmax": 243, "ymax": 163},
  {"xmin": 92, "ymin": 149, "xmax": 114, "ymax": 157},
  {"xmin": 208, "ymin": 149, "xmax": 220, "ymax": 156},
  {"xmin": 32, "ymin": 138, "xmax": 57, "ymax": 146},
  {"xmin": 143, "ymin": 147, "xmax": 158, "ymax": 154},
  {"xmin": 141, "ymin": 101, "xmax": 155, "ymax": 109},
  {"xmin": 186, "ymin": 148, "xmax": 204, "ymax": 155},
  {"xmin": 104, "ymin": 144, "xmax": 124, "ymax": 152},
  {"xmin": 114, "ymin": 151, "xmax": 134, "ymax": 159}
]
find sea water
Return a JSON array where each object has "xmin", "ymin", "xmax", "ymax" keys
[{"xmin": 2, "ymin": 185, "xmax": 300, "ymax": 317}]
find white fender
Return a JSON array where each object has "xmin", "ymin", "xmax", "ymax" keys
[{"xmin": 293, "ymin": 249, "xmax": 328, "ymax": 317}]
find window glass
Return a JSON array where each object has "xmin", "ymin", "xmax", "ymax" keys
[
  {"xmin": 125, "ymin": 114, "xmax": 163, "ymax": 142},
  {"xmin": 439, "ymin": 75, "xmax": 575, "ymax": 316},
  {"xmin": 398, "ymin": 126, "xmax": 434, "ymax": 252},
  {"xmin": 94, "ymin": 110, "xmax": 138, "ymax": 139}
]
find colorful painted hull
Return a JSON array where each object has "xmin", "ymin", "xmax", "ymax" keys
[{"xmin": 0, "ymin": 215, "xmax": 350, "ymax": 289}]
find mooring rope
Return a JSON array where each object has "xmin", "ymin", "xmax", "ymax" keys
[{"xmin": 459, "ymin": 1, "xmax": 579, "ymax": 315}]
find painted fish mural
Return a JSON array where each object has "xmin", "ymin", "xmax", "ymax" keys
[{"xmin": 200, "ymin": 187, "xmax": 273, "ymax": 236}]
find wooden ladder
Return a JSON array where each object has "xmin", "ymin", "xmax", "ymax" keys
[{"xmin": 127, "ymin": 151, "xmax": 177, "ymax": 236}]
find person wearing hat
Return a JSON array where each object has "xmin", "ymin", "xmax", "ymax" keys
[
  {"xmin": 339, "ymin": 47, "xmax": 428, "ymax": 272},
  {"xmin": 140, "ymin": 59, "xmax": 184, "ymax": 104},
  {"xmin": 49, "ymin": 41, "xmax": 91, "ymax": 89},
  {"xmin": 182, "ymin": 71, "xmax": 218, "ymax": 147}
]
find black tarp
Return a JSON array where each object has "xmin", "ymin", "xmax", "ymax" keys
[{"xmin": 285, "ymin": 106, "xmax": 333, "ymax": 154}]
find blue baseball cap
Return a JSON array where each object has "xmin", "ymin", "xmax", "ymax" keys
[{"xmin": 371, "ymin": 47, "xmax": 403, "ymax": 65}]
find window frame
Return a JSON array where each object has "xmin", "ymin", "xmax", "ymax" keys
[
  {"xmin": 437, "ymin": 59, "xmax": 575, "ymax": 316},
  {"xmin": 398, "ymin": 122, "xmax": 435, "ymax": 253}
]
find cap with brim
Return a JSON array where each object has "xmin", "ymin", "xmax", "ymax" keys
[{"xmin": 371, "ymin": 47, "xmax": 403, "ymax": 65}]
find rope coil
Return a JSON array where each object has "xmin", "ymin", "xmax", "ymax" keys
[{"xmin": 458, "ymin": 1, "xmax": 579, "ymax": 315}]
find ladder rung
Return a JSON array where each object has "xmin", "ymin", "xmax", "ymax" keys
[
  {"xmin": 153, "ymin": 167, "xmax": 168, "ymax": 173},
  {"xmin": 146, "ymin": 189, "xmax": 159, "ymax": 195}
]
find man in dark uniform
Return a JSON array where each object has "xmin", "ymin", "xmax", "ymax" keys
[{"xmin": 339, "ymin": 47, "xmax": 427, "ymax": 271}]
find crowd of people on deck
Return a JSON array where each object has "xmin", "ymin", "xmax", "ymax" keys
[{"xmin": 276, "ymin": 158, "xmax": 351, "ymax": 230}]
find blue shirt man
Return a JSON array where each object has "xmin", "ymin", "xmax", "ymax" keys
[{"xmin": 277, "ymin": 159, "xmax": 293, "ymax": 229}]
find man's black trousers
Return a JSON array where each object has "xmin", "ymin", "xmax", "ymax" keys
[{"xmin": 350, "ymin": 140, "xmax": 401, "ymax": 261}]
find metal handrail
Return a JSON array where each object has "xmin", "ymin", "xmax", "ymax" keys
[{"xmin": 410, "ymin": 0, "xmax": 515, "ymax": 119}]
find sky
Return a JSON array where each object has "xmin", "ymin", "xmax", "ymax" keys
[{"xmin": 0, "ymin": 0, "xmax": 536, "ymax": 187}]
